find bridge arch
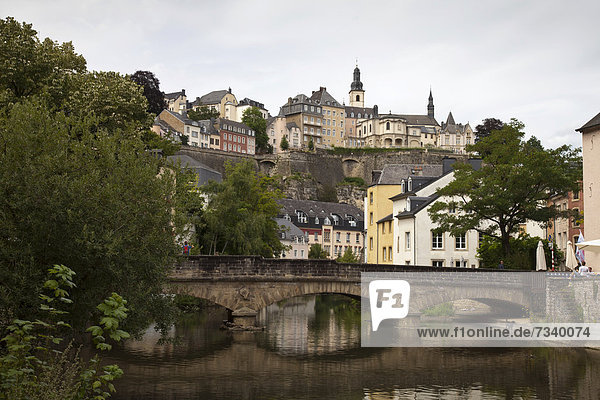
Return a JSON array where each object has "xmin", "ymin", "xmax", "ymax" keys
[{"xmin": 258, "ymin": 159, "xmax": 277, "ymax": 175}]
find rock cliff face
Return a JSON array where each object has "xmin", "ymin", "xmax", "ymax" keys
[{"xmin": 176, "ymin": 147, "xmax": 466, "ymax": 205}]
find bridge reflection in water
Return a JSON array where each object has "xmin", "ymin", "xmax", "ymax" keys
[{"xmin": 106, "ymin": 294, "xmax": 600, "ymax": 400}]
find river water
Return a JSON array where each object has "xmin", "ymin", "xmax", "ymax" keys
[{"xmin": 107, "ymin": 295, "xmax": 600, "ymax": 399}]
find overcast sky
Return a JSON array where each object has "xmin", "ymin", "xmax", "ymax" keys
[{"xmin": 5, "ymin": 0, "xmax": 599, "ymax": 148}]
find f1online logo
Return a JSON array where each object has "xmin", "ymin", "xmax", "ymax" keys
[{"xmin": 369, "ymin": 280, "xmax": 411, "ymax": 331}]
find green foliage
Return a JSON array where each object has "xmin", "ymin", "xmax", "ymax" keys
[
  {"xmin": 474, "ymin": 117, "xmax": 504, "ymax": 143},
  {"xmin": 338, "ymin": 177, "xmax": 366, "ymax": 188},
  {"xmin": 308, "ymin": 138, "xmax": 314, "ymax": 151},
  {"xmin": 308, "ymin": 244, "xmax": 328, "ymax": 259},
  {"xmin": 317, "ymin": 184, "xmax": 338, "ymax": 203},
  {"xmin": 0, "ymin": 266, "xmax": 128, "ymax": 400},
  {"xmin": 336, "ymin": 248, "xmax": 360, "ymax": 263},
  {"xmin": 197, "ymin": 160, "xmax": 285, "ymax": 257},
  {"xmin": 187, "ymin": 106, "xmax": 219, "ymax": 121},
  {"xmin": 0, "ymin": 99, "xmax": 192, "ymax": 335},
  {"xmin": 241, "ymin": 107, "xmax": 270, "ymax": 153},
  {"xmin": 477, "ymin": 234, "xmax": 560, "ymax": 270},
  {"xmin": 63, "ymin": 71, "xmax": 151, "ymax": 133},
  {"xmin": 423, "ymin": 302, "xmax": 455, "ymax": 317},
  {"xmin": 0, "ymin": 17, "xmax": 86, "ymax": 103},
  {"xmin": 141, "ymin": 129, "xmax": 180, "ymax": 156},
  {"xmin": 129, "ymin": 70, "xmax": 166, "ymax": 116},
  {"xmin": 280, "ymin": 136, "xmax": 289, "ymax": 151},
  {"xmin": 429, "ymin": 119, "xmax": 581, "ymax": 257}
]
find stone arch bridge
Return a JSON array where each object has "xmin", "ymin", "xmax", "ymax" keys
[{"xmin": 168, "ymin": 256, "xmax": 552, "ymax": 326}]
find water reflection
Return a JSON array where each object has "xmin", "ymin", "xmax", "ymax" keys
[{"xmin": 106, "ymin": 294, "xmax": 600, "ymax": 400}]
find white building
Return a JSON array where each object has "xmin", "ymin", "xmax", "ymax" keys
[{"xmin": 391, "ymin": 171, "xmax": 483, "ymax": 268}]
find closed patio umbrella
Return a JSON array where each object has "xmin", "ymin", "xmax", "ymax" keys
[
  {"xmin": 565, "ymin": 240, "xmax": 578, "ymax": 271},
  {"xmin": 536, "ymin": 241, "xmax": 547, "ymax": 271}
]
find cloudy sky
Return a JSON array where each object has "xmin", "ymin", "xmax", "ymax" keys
[{"xmin": 5, "ymin": 0, "xmax": 599, "ymax": 148}]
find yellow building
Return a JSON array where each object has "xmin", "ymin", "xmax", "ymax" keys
[
  {"xmin": 191, "ymin": 88, "xmax": 238, "ymax": 120},
  {"xmin": 365, "ymin": 164, "xmax": 444, "ymax": 264},
  {"xmin": 310, "ymin": 87, "xmax": 345, "ymax": 148}
]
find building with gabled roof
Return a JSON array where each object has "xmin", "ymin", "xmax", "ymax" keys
[
  {"xmin": 191, "ymin": 88, "xmax": 238, "ymax": 120},
  {"xmin": 440, "ymin": 111, "xmax": 474, "ymax": 154},
  {"xmin": 277, "ymin": 199, "xmax": 365, "ymax": 260},
  {"xmin": 275, "ymin": 218, "xmax": 310, "ymax": 259},
  {"xmin": 310, "ymin": 86, "xmax": 345, "ymax": 148},
  {"xmin": 165, "ymin": 89, "xmax": 187, "ymax": 114}
]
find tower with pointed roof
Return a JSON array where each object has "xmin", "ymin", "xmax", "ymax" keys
[
  {"xmin": 427, "ymin": 89, "xmax": 434, "ymax": 119},
  {"xmin": 349, "ymin": 64, "xmax": 365, "ymax": 107}
]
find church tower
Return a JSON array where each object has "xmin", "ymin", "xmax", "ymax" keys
[
  {"xmin": 349, "ymin": 65, "xmax": 365, "ymax": 107},
  {"xmin": 427, "ymin": 89, "xmax": 434, "ymax": 119}
]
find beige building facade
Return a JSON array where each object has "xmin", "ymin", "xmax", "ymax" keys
[{"xmin": 577, "ymin": 112, "xmax": 600, "ymax": 267}]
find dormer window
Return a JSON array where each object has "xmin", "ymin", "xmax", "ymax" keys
[
  {"xmin": 315, "ymin": 217, "xmax": 319, "ymax": 224},
  {"xmin": 331, "ymin": 214, "xmax": 340, "ymax": 225},
  {"xmin": 284, "ymin": 214, "xmax": 291, "ymax": 221},
  {"xmin": 324, "ymin": 217, "xmax": 331, "ymax": 225},
  {"xmin": 295, "ymin": 210, "xmax": 308, "ymax": 223},
  {"xmin": 401, "ymin": 180, "xmax": 405, "ymax": 193},
  {"xmin": 408, "ymin": 178, "xmax": 413, "ymax": 192}
]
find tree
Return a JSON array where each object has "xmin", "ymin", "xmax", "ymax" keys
[
  {"xmin": 241, "ymin": 107, "xmax": 270, "ymax": 154},
  {"xmin": 187, "ymin": 106, "xmax": 219, "ymax": 121},
  {"xmin": 140, "ymin": 129, "xmax": 180, "ymax": 156},
  {"xmin": 428, "ymin": 119, "xmax": 581, "ymax": 258},
  {"xmin": 308, "ymin": 138, "xmax": 314, "ymax": 151},
  {"xmin": 130, "ymin": 70, "xmax": 166, "ymax": 115},
  {"xmin": 280, "ymin": 136, "xmax": 289, "ymax": 151},
  {"xmin": 337, "ymin": 248, "xmax": 360, "ymax": 263},
  {"xmin": 63, "ymin": 71, "xmax": 151, "ymax": 133},
  {"xmin": 0, "ymin": 100, "xmax": 193, "ymax": 334},
  {"xmin": 477, "ymin": 234, "xmax": 559, "ymax": 270},
  {"xmin": 198, "ymin": 160, "xmax": 285, "ymax": 257},
  {"xmin": 0, "ymin": 17, "xmax": 86, "ymax": 103},
  {"xmin": 474, "ymin": 118, "xmax": 504, "ymax": 143},
  {"xmin": 308, "ymin": 244, "xmax": 328, "ymax": 259}
]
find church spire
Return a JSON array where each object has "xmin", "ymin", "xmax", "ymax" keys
[
  {"xmin": 427, "ymin": 88, "xmax": 434, "ymax": 119},
  {"xmin": 349, "ymin": 64, "xmax": 365, "ymax": 107}
]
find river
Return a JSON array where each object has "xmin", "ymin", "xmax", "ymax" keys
[{"xmin": 106, "ymin": 295, "xmax": 600, "ymax": 399}]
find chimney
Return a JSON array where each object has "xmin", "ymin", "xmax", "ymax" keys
[
  {"xmin": 288, "ymin": 97, "xmax": 293, "ymax": 105},
  {"xmin": 373, "ymin": 105, "xmax": 378, "ymax": 116},
  {"xmin": 181, "ymin": 89, "xmax": 185, "ymax": 95},
  {"xmin": 320, "ymin": 86, "xmax": 326, "ymax": 92}
]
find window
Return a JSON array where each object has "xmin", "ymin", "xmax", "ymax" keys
[
  {"xmin": 432, "ymin": 260, "xmax": 444, "ymax": 267},
  {"xmin": 370, "ymin": 212, "xmax": 373, "ymax": 225},
  {"xmin": 314, "ymin": 232, "xmax": 318, "ymax": 241},
  {"xmin": 311, "ymin": 117, "xmax": 314, "ymax": 123},
  {"xmin": 294, "ymin": 250, "xmax": 297, "ymax": 257},
  {"xmin": 192, "ymin": 131, "xmax": 198, "ymax": 138},
  {"xmin": 301, "ymin": 250, "xmax": 304, "ymax": 258},
  {"xmin": 432, "ymin": 231, "xmax": 443, "ymax": 249},
  {"xmin": 336, "ymin": 232, "xmax": 341, "ymax": 242},
  {"xmin": 370, "ymin": 192, "xmax": 373, "ymax": 204},
  {"xmin": 369, "ymin": 237, "xmax": 373, "ymax": 250},
  {"xmin": 455, "ymin": 234, "xmax": 466, "ymax": 250},
  {"xmin": 405, "ymin": 232, "xmax": 411, "ymax": 249},
  {"xmin": 346, "ymin": 233, "xmax": 351, "ymax": 243},
  {"xmin": 383, "ymin": 247, "xmax": 387, "ymax": 261},
  {"xmin": 382, "ymin": 223, "xmax": 385, "ymax": 234},
  {"xmin": 388, "ymin": 247, "xmax": 392, "ymax": 261},
  {"xmin": 296, "ymin": 210, "xmax": 308, "ymax": 223},
  {"xmin": 311, "ymin": 106, "xmax": 314, "ymax": 112},
  {"xmin": 304, "ymin": 116, "xmax": 308, "ymax": 123},
  {"xmin": 573, "ymin": 190, "xmax": 580, "ymax": 200},
  {"xmin": 324, "ymin": 230, "xmax": 331, "ymax": 242},
  {"xmin": 356, "ymin": 233, "xmax": 360, "ymax": 243},
  {"xmin": 386, "ymin": 121, "xmax": 390, "ymax": 130}
]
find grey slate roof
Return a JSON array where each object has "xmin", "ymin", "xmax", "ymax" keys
[
  {"xmin": 238, "ymin": 98, "xmax": 265, "ymax": 109},
  {"xmin": 372, "ymin": 164, "xmax": 444, "ymax": 185},
  {"xmin": 376, "ymin": 213, "xmax": 394, "ymax": 224},
  {"xmin": 310, "ymin": 87, "xmax": 343, "ymax": 108},
  {"xmin": 275, "ymin": 218, "xmax": 306, "ymax": 240},
  {"xmin": 577, "ymin": 111, "xmax": 600, "ymax": 132},
  {"xmin": 286, "ymin": 122, "xmax": 299, "ymax": 130},
  {"xmin": 344, "ymin": 106, "xmax": 375, "ymax": 118},
  {"xmin": 167, "ymin": 154, "xmax": 222, "ymax": 186},
  {"xmin": 197, "ymin": 90, "xmax": 229, "ymax": 105},
  {"xmin": 446, "ymin": 112, "xmax": 455, "ymax": 125},
  {"xmin": 165, "ymin": 90, "xmax": 185, "ymax": 100},
  {"xmin": 277, "ymin": 199, "xmax": 364, "ymax": 221},
  {"xmin": 395, "ymin": 194, "xmax": 441, "ymax": 219},
  {"xmin": 396, "ymin": 114, "xmax": 439, "ymax": 126}
]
